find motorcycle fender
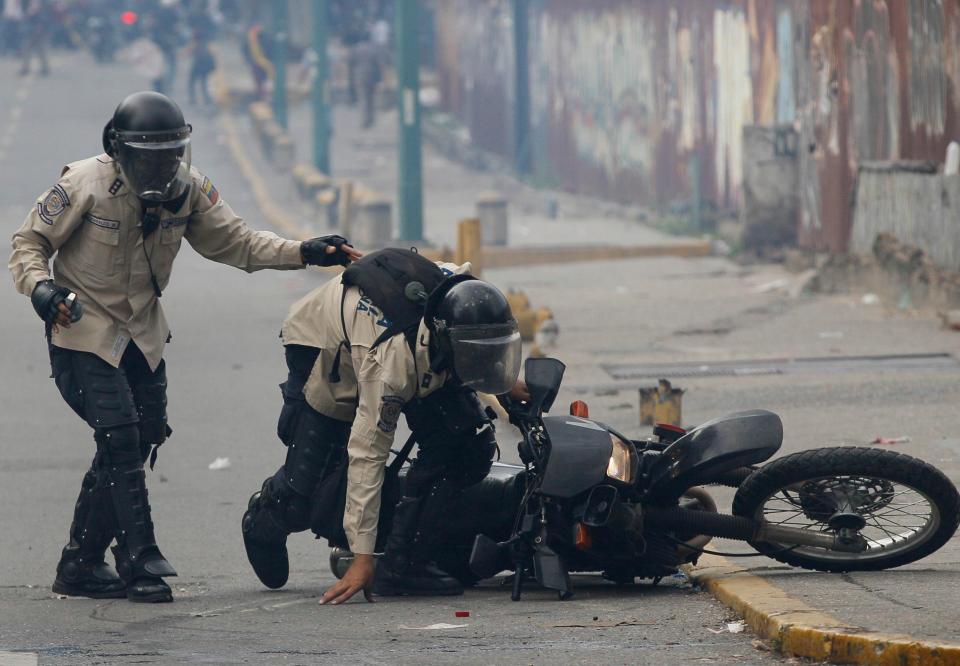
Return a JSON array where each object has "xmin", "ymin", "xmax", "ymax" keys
[{"xmin": 645, "ymin": 409, "xmax": 783, "ymax": 501}]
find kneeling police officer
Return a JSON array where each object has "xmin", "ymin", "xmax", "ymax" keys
[
  {"xmin": 8, "ymin": 91, "xmax": 360, "ymax": 603},
  {"xmin": 242, "ymin": 248, "xmax": 527, "ymax": 602}
]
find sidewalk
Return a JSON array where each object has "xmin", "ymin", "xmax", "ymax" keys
[{"xmin": 214, "ymin": 42, "xmax": 702, "ymax": 253}]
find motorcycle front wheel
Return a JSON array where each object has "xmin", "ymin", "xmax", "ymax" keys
[{"xmin": 733, "ymin": 447, "xmax": 960, "ymax": 572}]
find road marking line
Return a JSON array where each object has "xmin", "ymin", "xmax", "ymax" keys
[
  {"xmin": 688, "ymin": 554, "xmax": 960, "ymax": 664},
  {"xmin": 0, "ymin": 652, "xmax": 39, "ymax": 666},
  {"xmin": 217, "ymin": 113, "xmax": 311, "ymax": 241}
]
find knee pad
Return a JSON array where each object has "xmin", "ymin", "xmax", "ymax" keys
[
  {"xmin": 132, "ymin": 371, "xmax": 169, "ymax": 446},
  {"xmin": 95, "ymin": 424, "xmax": 142, "ymax": 467},
  {"xmin": 282, "ymin": 408, "xmax": 348, "ymax": 497}
]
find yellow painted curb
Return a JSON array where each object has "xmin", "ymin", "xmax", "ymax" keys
[
  {"xmin": 688, "ymin": 554, "xmax": 960, "ymax": 665},
  {"xmin": 211, "ymin": 65, "xmax": 310, "ymax": 241}
]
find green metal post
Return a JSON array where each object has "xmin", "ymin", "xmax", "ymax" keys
[
  {"xmin": 513, "ymin": 0, "xmax": 531, "ymax": 175},
  {"xmin": 312, "ymin": 0, "xmax": 330, "ymax": 173},
  {"xmin": 395, "ymin": 0, "xmax": 423, "ymax": 241},
  {"xmin": 272, "ymin": 0, "xmax": 288, "ymax": 129},
  {"xmin": 691, "ymin": 152, "xmax": 702, "ymax": 232}
]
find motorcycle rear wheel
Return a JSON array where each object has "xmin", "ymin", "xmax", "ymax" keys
[{"xmin": 733, "ymin": 447, "xmax": 960, "ymax": 572}]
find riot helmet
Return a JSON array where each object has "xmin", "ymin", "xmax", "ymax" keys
[
  {"xmin": 103, "ymin": 91, "xmax": 192, "ymax": 203},
  {"xmin": 426, "ymin": 276, "xmax": 522, "ymax": 395}
]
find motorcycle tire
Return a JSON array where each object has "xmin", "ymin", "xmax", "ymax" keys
[{"xmin": 733, "ymin": 447, "xmax": 960, "ymax": 572}]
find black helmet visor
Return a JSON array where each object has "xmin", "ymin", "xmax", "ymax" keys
[
  {"xmin": 448, "ymin": 321, "xmax": 522, "ymax": 395},
  {"xmin": 115, "ymin": 127, "xmax": 192, "ymax": 203}
]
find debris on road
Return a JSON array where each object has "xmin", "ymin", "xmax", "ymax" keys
[
  {"xmin": 872, "ymin": 436, "xmax": 911, "ymax": 445},
  {"xmin": 751, "ymin": 278, "xmax": 789, "ymax": 294},
  {"xmin": 208, "ymin": 457, "xmax": 232, "ymax": 471},
  {"xmin": 399, "ymin": 623, "xmax": 468, "ymax": 630},
  {"xmin": 707, "ymin": 620, "xmax": 746, "ymax": 635},
  {"xmin": 938, "ymin": 310, "xmax": 960, "ymax": 331},
  {"xmin": 455, "ymin": 611, "xmax": 470, "ymax": 618},
  {"xmin": 548, "ymin": 618, "xmax": 657, "ymax": 628},
  {"xmin": 817, "ymin": 330, "xmax": 844, "ymax": 339},
  {"xmin": 752, "ymin": 639, "xmax": 773, "ymax": 652},
  {"xmin": 862, "ymin": 293, "xmax": 880, "ymax": 305}
]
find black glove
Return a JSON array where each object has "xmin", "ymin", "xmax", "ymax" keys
[
  {"xmin": 31, "ymin": 280, "xmax": 83, "ymax": 324},
  {"xmin": 300, "ymin": 234, "xmax": 353, "ymax": 267}
]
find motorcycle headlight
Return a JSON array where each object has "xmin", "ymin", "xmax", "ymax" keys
[{"xmin": 606, "ymin": 434, "xmax": 639, "ymax": 484}]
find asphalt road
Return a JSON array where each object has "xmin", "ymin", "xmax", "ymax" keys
[{"xmin": 0, "ymin": 49, "xmax": 790, "ymax": 664}]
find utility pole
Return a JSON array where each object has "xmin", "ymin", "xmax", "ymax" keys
[
  {"xmin": 312, "ymin": 0, "xmax": 330, "ymax": 173},
  {"xmin": 272, "ymin": 0, "xmax": 289, "ymax": 129},
  {"xmin": 395, "ymin": 0, "xmax": 423, "ymax": 241},
  {"xmin": 513, "ymin": 0, "xmax": 531, "ymax": 175}
]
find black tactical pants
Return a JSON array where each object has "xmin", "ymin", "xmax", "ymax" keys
[
  {"xmin": 385, "ymin": 386, "xmax": 497, "ymax": 564},
  {"xmin": 50, "ymin": 343, "xmax": 172, "ymax": 576},
  {"xmin": 246, "ymin": 346, "xmax": 496, "ymax": 560},
  {"xmin": 244, "ymin": 345, "xmax": 352, "ymax": 545}
]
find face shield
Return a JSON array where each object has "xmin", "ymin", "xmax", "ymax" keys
[
  {"xmin": 114, "ymin": 127, "xmax": 192, "ymax": 203},
  {"xmin": 447, "ymin": 321, "xmax": 522, "ymax": 395}
]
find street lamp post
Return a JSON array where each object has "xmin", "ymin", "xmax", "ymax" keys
[
  {"xmin": 395, "ymin": 0, "xmax": 423, "ymax": 242},
  {"xmin": 312, "ymin": 0, "xmax": 330, "ymax": 173},
  {"xmin": 272, "ymin": 0, "xmax": 289, "ymax": 129}
]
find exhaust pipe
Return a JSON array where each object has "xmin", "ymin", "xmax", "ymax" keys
[{"xmin": 644, "ymin": 506, "xmax": 866, "ymax": 553}]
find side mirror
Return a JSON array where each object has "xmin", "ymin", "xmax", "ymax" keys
[{"xmin": 524, "ymin": 357, "xmax": 566, "ymax": 416}]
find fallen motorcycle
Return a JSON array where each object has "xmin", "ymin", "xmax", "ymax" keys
[{"xmin": 331, "ymin": 357, "xmax": 960, "ymax": 600}]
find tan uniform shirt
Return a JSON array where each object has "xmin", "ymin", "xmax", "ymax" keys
[
  {"xmin": 9, "ymin": 154, "xmax": 305, "ymax": 371},
  {"xmin": 281, "ymin": 262, "xmax": 470, "ymax": 554}
]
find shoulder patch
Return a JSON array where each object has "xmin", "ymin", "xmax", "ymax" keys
[
  {"xmin": 200, "ymin": 176, "xmax": 219, "ymax": 204},
  {"xmin": 38, "ymin": 185, "xmax": 70, "ymax": 224},
  {"xmin": 377, "ymin": 395, "xmax": 405, "ymax": 433}
]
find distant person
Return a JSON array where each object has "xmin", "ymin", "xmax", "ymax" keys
[
  {"xmin": 349, "ymin": 37, "xmax": 381, "ymax": 129},
  {"xmin": 143, "ymin": 0, "xmax": 183, "ymax": 94},
  {"xmin": 187, "ymin": 11, "xmax": 216, "ymax": 106},
  {"xmin": 8, "ymin": 91, "xmax": 362, "ymax": 604},
  {"xmin": 1, "ymin": 0, "xmax": 24, "ymax": 58},
  {"xmin": 242, "ymin": 22, "xmax": 273, "ymax": 101},
  {"xmin": 371, "ymin": 16, "xmax": 389, "ymax": 49},
  {"xmin": 19, "ymin": 0, "xmax": 50, "ymax": 76}
]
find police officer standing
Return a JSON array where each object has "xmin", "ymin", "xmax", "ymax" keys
[
  {"xmin": 8, "ymin": 91, "xmax": 361, "ymax": 603},
  {"xmin": 242, "ymin": 248, "xmax": 528, "ymax": 602}
]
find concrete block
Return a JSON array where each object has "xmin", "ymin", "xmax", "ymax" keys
[
  {"xmin": 260, "ymin": 120, "xmax": 282, "ymax": 158},
  {"xmin": 315, "ymin": 188, "xmax": 339, "ymax": 230},
  {"xmin": 272, "ymin": 134, "xmax": 295, "ymax": 172},
  {"xmin": 476, "ymin": 191, "xmax": 508, "ymax": 246},
  {"xmin": 352, "ymin": 198, "xmax": 392, "ymax": 247}
]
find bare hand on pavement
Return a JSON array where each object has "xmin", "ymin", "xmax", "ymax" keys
[{"xmin": 319, "ymin": 554, "xmax": 375, "ymax": 605}]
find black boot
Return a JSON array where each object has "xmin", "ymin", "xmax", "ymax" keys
[
  {"xmin": 52, "ymin": 469, "xmax": 126, "ymax": 599},
  {"xmin": 373, "ymin": 497, "xmax": 463, "ymax": 596},
  {"xmin": 105, "ymin": 462, "xmax": 176, "ymax": 603},
  {"xmin": 241, "ymin": 479, "xmax": 290, "ymax": 589}
]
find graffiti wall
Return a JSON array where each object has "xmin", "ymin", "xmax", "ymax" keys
[{"xmin": 433, "ymin": 0, "xmax": 960, "ymax": 252}]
